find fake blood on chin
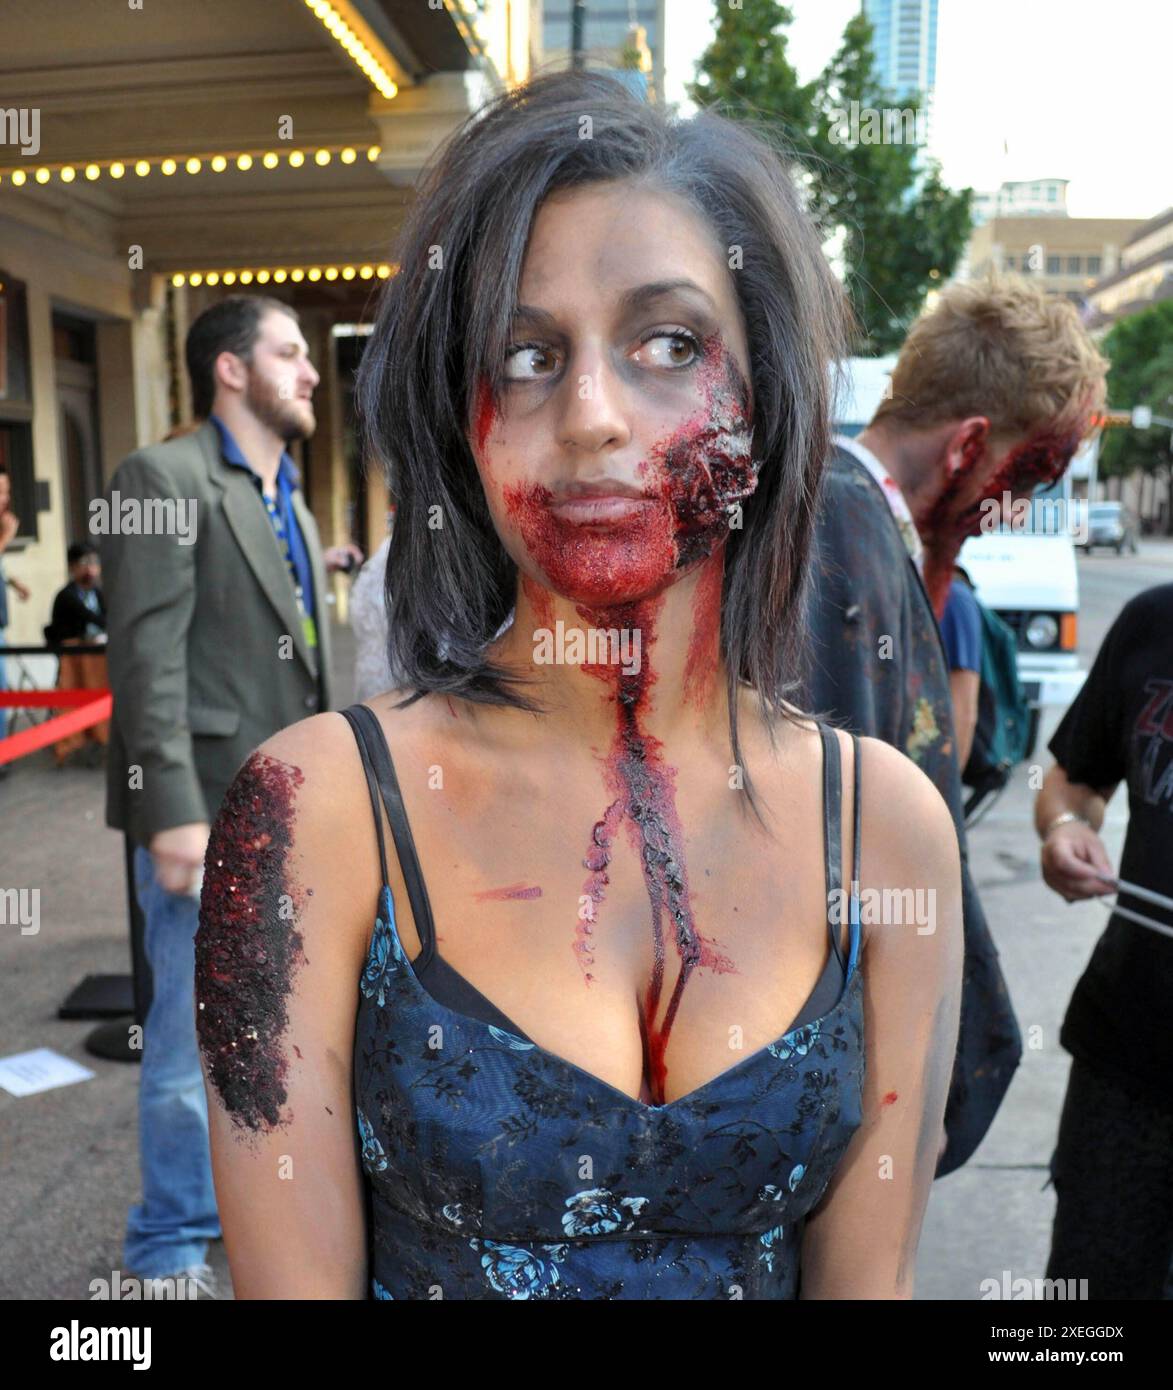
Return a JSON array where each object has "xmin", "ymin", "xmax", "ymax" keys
[{"xmin": 499, "ymin": 336, "xmax": 755, "ymax": 610}]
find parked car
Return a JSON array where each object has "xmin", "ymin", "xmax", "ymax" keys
[{"xmin": 1078, "ymin": 500, "xmax": 1139, "ymax": 554}]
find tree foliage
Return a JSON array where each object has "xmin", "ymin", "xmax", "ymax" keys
[
  {"xmin": 1098, "ymin": 299, "xmax": 1173, "ymax": 530},
  {"xmin": 690, "ymin": 1, "xmax": 972, "ymax": 352}
]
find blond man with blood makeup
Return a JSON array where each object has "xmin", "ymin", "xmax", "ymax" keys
[
  {"xmin": 860, "ymin": 277, "xmax": 1107, "ymax": 620},
  {"xmin": 803, "ymin": 275, "xmax": 1108, "ymax": 1178}
]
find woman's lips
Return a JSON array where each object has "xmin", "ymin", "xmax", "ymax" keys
[{"xmin": 546, "ymin": 495, "xmax": 657, "ymax": 525}]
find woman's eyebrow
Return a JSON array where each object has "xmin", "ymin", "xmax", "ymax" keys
[
  {"xmin": 512, "ymin": 279, "xmax": 719, "ymax": 330},
  {"xmin": 617, "ymin": 279, "xmax": 718, "ymax": 316}
]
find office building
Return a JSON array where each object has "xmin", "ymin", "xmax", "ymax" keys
[{"xmin": 862, "ymin": 0, "xmax": 938, "ymax": 101}]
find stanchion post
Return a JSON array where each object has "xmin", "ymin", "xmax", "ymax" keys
[{"xmin": 126, "ymin": 833, "xmax": 154, "ymax": 1025}]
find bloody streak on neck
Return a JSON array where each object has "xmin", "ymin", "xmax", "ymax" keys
[
  {"xmin": 683, "ymin": 548, "xmax": 726, "ymax": 711},
  {"xmin": 580, "ymin": 594, "xmax": 736, "ymax": 1103},
  {"xmin": 520, "ymin": 572, "xmax": 555, "ymax": 632}
]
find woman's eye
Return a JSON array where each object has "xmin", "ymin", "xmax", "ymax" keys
[
  {"xmin": 503, "ymin": 344, "xmax": 559, "ymax": 381},
  {"xmin": 636, "ymin": 331, "xmax": 701, "ymax": 369},
  {"xmin": 502, "ymin": 330, "xmax": 702, "ymax": 381}
]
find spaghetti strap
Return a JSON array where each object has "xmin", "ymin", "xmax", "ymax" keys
[
  {"xmin": 847, "ymin": 732, "xmax": 862, "ymax": 978},
  {"xmin": 340, "ymin": 703, "xmax": 439, "ymax": 964},
  {"xmin": 339, "ymin": 706, "xmax": 390, "ymax": 890},
  {"xmin": 819, "ymin": 723, "xmax": 847, "ymax": 975}
]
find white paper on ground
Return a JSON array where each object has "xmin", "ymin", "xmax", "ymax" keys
[{"xmin": 0, "ymin": 1047, "xmax": 96, "ymax": 1097}]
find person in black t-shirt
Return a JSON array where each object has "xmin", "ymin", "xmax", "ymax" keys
[{"xmin": 1034, "ymin": 581, "xmax": 1173, "ymax": 1299}]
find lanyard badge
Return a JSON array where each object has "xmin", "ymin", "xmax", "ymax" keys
[{"xmin": 266, "ymin": 487, "xmax": 317, "ymax": 651}]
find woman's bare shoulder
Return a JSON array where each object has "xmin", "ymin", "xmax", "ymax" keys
[
  {"xmin": 772, "ymin": 708, "xmax": 955, "ymax": 847},
  {"xmin": 250, "ymin": 709, "xmax": 368, "ymax": 823},
  {"xmin": 855, "ymin": 734, "xmax": 957, "ymax": 857},
  {"xmin": 256, "ymin": 692, "xmax": 450, "ymax": 777},
  {"xmin": 231, "ymin": 712, "xmax": 386, "ymax": 938},
  {"xmin": 763, "ymin": 708, "xmax": 961, "ymax": 949},
  {"xmin": 252, "ymin": 692, "xmax": 479, "ymax": 855},
  {"xmin": 853, "ymin": 733, "xmax": 962, "ymax": 956}
]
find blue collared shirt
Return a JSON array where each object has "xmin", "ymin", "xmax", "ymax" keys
[{"xmin": 210, "ymin": 414, "xmax": 317, "ymax": 645}]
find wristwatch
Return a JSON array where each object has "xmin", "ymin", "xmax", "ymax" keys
[{"xmin": 1042, "ymin": 811, "xmax": 1090, "ymax": 841}]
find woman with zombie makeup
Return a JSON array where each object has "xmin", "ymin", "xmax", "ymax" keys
[{"xmin": 195, "ymin": 72, "xmax": 963, "ymax": 1301}]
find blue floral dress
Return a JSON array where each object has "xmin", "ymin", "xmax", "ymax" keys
[{"xmin": 342, "ymin": 704, "xmax": 865, "ymax": 1300}]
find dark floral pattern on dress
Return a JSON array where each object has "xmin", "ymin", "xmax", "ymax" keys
[
  {"xmin": 470, "ymin": 1238, "xmax": 569, "ymax": 1299},
  {"xmin": 360, "ymin": 887, "xmax": 406, "ymax": 1009},
  {"xmin": 768, "ymin": 1020, "xmax": 821, "ymax": 1060},
  {"xmin": 562, "ymin": 1189, "xmax": 650, "ymax": 1237},
  {"xmin": 357, "ymin": 1107, "xmax": 387, "ymax": 1174},
  {"xmin": 759, "ymin": 1225, "xmax": 786, "ymax": 1273},
  {"xmin": 355, "ymin": 882, "xmax": 866, "ymax": 1300}
]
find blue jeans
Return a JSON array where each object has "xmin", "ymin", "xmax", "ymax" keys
[{"xmin": 123, "ymin": 845, "xmax": 221, "ymax": 1276}]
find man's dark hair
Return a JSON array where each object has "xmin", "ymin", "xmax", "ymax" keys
[
  {"xmin": 68, "ymin": 541, "xmax": 97, "ymax": 566},
  {"xmin": 357, "ymin": 70, "xmax": 849, "ymax": 816},
  {"xmin": 185, "ymin": 295, "xmax": 299, "ymax": 419}
]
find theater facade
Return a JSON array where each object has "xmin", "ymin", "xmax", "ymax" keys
[{"xmin": 0, "ymin": 0, "xmax": 536, "ymax": 648}]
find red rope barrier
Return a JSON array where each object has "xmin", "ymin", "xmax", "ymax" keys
[{"xmin": 0, "ymin": 690, "xmax": 113, "ymax": 765}]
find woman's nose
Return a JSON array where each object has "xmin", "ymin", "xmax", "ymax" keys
[{"xmin": 558, "ymin": 356, "xmax": 632, "ymax": 454}]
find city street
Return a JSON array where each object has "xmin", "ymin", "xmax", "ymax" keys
[{"xmin": 0, "ymin": 546, "xmax": 1168, "ymax": 1300}]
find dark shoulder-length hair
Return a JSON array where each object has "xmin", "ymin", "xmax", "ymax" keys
[{"xmin": 357, "ymin": 69, "xmax": 848, "ymax": 810}]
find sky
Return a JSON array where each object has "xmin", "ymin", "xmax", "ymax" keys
[{"xmin": 663, "ymin": 0, "xmax": 1169, "ymax": 221}]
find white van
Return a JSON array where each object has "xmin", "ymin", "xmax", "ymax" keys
[
  {"xmin": 959, "ymin": 516, "xmax": 1084, "ymax": 718},
  {"xmin": 958, "ymin": 447, "xmax": 1090, "ymax": 726}
]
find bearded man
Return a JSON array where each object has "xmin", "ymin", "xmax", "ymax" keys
[{"xmin": 102, "ymin": 295, "xmax": 361, "ymax": 1293}]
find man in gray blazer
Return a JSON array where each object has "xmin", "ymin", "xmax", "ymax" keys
[{"xmin": 100, "ymin": 295, "xmax": 360, "ymax": 1294}]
